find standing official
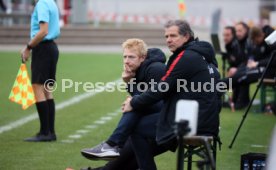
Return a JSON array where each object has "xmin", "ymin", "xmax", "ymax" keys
[{"xmin": 21, "ymin": 0, "xmax": 60, "ymax": 142}]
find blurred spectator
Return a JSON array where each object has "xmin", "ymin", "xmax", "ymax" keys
[
  {"xmin": 249, "ymin": 25, "xmax": 276, "ymax": 79},
  {"xmin": 222, "ymin": 23, "xmax": 254, "ymax": 110},
  {"xmin": 222, "ymin": 25, "xmax": 276, "ymax": 110},
  {"xmin": 230, "ymin": 22, "xmax": 254, "ymax": 109},
  {"xmin": 222, "ymin": 26, "xmax": 242, "ymax": 110},
  {"xmin": 0, "ymin": 0, "xmax": 7, "ymax": 12},
  {"xmin": 223, "ymin": 26, "xmax": 244, "ymax": 75},
  {"xmin": 235, "ymin": 22, "xmax": 256, "ymax": 63}
]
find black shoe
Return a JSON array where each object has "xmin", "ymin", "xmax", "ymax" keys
[
  {"xmin": 50, "ymin": 133, "xmax": 57, "ymax": 141},
  {"xmin": 24, "ymin": 133, "xmax": 55, "ymax": 142}
]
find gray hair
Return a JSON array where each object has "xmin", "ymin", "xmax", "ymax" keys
[{"xmin": 164, "ymin": 20, "xmax": 194, "ymax": 38}]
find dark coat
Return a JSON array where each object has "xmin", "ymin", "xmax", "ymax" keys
[
  {"xmin": 254, "ymin": 25, "xmax": 276, "ymax": 78},
  {"xmin": 131, "ymin": 40, "xmax": 221, "ymax": 145},
  {"xmin": 225, "ymin": 38, "xmax": 245, "ymax": 67},
  {"xmin": 127, "ymin": 48, "xmax": 166, "ymax": 114}
]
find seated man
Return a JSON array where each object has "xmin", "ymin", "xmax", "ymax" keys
[
  {"xmin": 228, "ymin": 22, "xmax": 254, "ymax": 110},
  {"xmin": 223, "ymin": 26, "xmax": 245, "ymax": 76},
  {"xmin": 222, "ymin": 26, "xmax": 244, "ymax": 110},
  {"xmin": 248, "ymin": 25, "xmax": 276, "ymax": 78},
  {"xmin": 81, "ymin": 38, "xmax": 166, "ymax": 158}
]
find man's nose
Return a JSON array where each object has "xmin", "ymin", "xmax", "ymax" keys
[
  {"xmin": 166, "ymin": 37, "xmax": 172, "ymax": 43},
  {"xmin": 124, "ymin": 58, "xmax": 129, "ymax": 64}
]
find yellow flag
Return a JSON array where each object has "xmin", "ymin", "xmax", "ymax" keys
[
  {"xmin": 178, "ymin": 0, "xmax": 186, "ymax": 18},
  {"xmin": 9, "ymin": 64, "xmax": 36, "ymax": 109}
]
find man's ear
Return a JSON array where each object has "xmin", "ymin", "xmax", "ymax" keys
[
  {"xmin": 184, "ymin": 34, "xmax": 190, "ymax": 42},
  {"xmin": 141, "ymin": 55, "xmax": 146, "ymax": 61}
]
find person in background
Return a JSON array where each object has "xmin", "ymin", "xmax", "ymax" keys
[
  {"xmin": 0, "ymin": 0, "xmax": 7, "ymax": 12},
  {"xmin": 221, "ymin": 25, "xmax": 276, "ymax": 110},
  {"xmin": 223, "ymin": 26, "xmax": 244, "ymax": 110},
  {"xmin": 230, "ymin": 22, "xmax": 253, "ymax": 109},
  {"xmin": 249, "ymin": 25, "xmax": 276, "ymax": 77},
  {"xmin": 223, "ymin": 26, "xmax": 245, "ymax": 76},
  {"xmin": 21, "ymin": 0, "xmax": 60, "ymax": 142}
]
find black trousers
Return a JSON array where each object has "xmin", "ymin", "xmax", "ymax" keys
[
  {"xmin": 95, "ymin": 113, "xmax": 177, "ymax": 170},
  {"xmin": 223, "ymin": 66, "xmax": 275, "ymax": 89}
]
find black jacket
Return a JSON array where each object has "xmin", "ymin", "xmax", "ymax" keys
[
  {"xmin": 127, "ymin": 48, "xmax": 166, "ymax": 114},
  {"xmin": 239, "ymin": 35, "xmax": 255, "ymax": 61},
  {"xmin": 253, "ymin": 25, "xmax": 276, "ymax": 78},
  {"xmin": 225, "ymin": 38, "xmax": 245, "ymax": 67},
  {"xmin": 130, "ymin": 40, "xmax": 221, "ymax": 145}
]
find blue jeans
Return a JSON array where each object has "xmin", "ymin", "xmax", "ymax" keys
[{"xmin": 108, "ymin": 112, "xmax": 142, "ymax": 147}]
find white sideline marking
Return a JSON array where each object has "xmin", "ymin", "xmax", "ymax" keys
[
  {"xmin": 69, "ymin": 134, "xmax": 82, "ymax": 139},
  {"xmin": 0, "ymin": 79, "xmax": 121, "ymax": 134},
  {"xmin": 251, "ymin": 144, "xmax": 268, "ymax": 148},
  {"xmin": 94, "ymin": 120, "xmax": 106, "ymax": 124},
  {"xmin": 61, "ymin": 139, "xmax": 74, "ymax": 143},
  {"xmin": 76, "ymin": 130, "xmax": 89, "ymax": 134},
  {"xmin": 100, "ymin": 116, "xmax": 112, "ymax": 121},
  {"xmin": 85, "ymin": 125, "xmax": 98, "ymax": 129},
  {"xmin": 61, "ymin": 109, "xmax": 121, "ymax": 144}
]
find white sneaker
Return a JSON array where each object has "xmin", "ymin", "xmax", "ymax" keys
[{"xmin": 81, "ymin": 142, "xmax": 120, "ymax": 158}]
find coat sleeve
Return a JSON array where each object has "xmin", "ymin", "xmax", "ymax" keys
[{"xmin": 145, "ymin": 62, "xmax": 166, "ymax": 83}]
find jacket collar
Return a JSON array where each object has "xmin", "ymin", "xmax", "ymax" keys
[{"xmin": 173, "ymin": 37, "xmax": 196, "ymax": 55}]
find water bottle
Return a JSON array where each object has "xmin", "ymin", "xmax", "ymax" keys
[
  {"xmin": 256, "ymin": 160, "xmax": 261, "ymax": 170},
  {"xmin": 261, "ymin": 160, "xmax": 266, "ymax": 170},
  {"xmin": 243, "ymin": 160, "xmax": 249, "ymax": 170},
  {"xmin": 252, "ymin": 160, "xmax": 257, "ymax": 170}
]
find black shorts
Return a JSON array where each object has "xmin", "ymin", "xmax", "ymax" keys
[{"xmin": 31, "ymin": 40, "xmax": 59, "ymax": 85}]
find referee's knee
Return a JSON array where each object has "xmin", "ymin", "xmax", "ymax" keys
[{"xmin": 32, "ymin": 84, "xmax": 47, "ymax": 101}]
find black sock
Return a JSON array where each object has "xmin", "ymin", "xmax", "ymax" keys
[
  {"xmin": 47, "ymin": 99, "xmax": 56, "ymax": 134},
  {"xmin": 36, "ymin": 101, "xmax": 49, "ymax": 135},
  {"xmin": 106, "ymin": 140, "xmax": 117, "ymax": 147}
]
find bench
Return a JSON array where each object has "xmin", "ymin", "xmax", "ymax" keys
[{"xmin": 178, "ymin": 135, "xmax": 219, "ymax": 170}]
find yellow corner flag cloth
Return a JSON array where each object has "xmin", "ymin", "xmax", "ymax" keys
[{"xmin": 9, "ymin": 63, "xmax": 36, "ymax": 109}]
